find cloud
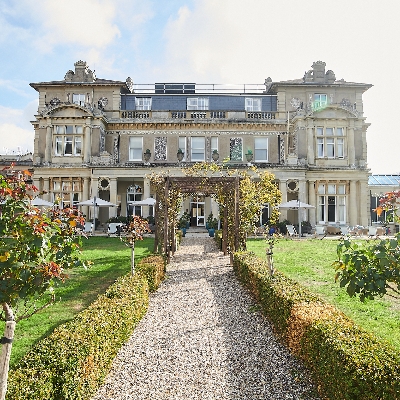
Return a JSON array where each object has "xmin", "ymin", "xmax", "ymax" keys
[
  {"xmin": 34, "ymin": 0, "xmax": 121, "ymax": 52},
  {"xmin": 0, "ymin": 102, "xmax": 37, "ymax": 154}
]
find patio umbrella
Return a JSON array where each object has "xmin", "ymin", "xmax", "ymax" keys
[
  {"xmin": 30, "ymin": 197, "xmax": 54, "ymax": 207},
  {"xmin": 129, "ymin": 198, "xmax": 156, "ymax": 206},
  {"xmin": 76, "ymin": 197, "xmax": 117, "ymax": 234},
  {"xmin": 278, "ymin": 199, "xmax": 315, "ymax": 237}
]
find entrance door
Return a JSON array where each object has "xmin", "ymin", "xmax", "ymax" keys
[{"xmin": 190, "ymin": 197, "xmax": 205, "ymax": 227}]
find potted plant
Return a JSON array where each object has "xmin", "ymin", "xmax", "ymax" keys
[
  {"xmin": 208, "ymin": 217, "xmax": 218, "ymax": 237},
  {"xmin": 206, "ymin": 212, "xmax": 214, "ymax": 229},
  {"xmin": 177, "ymin": 148, "xmax": 184, "ymax": 162},
  {"xmin": 212, "ymin": 149, "xmax": 219, "ymax": 162},
  {"xmin": 182, "ymin": 210, "xmax": 191, "ymax": 228},
  {"xmin": 245, "ymin": 149, "xmax": 253, "ymax": 163},
  {"xmin": 143, "ymin": 149, "xmax": 151, "ymax": 163},
  {"xmin": 178, "ymin": 215, "xmax": 187, "ymax": 236}
]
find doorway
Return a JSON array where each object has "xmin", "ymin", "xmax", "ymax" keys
[{"xmin": 190, "ymin": 197, "xmax": 205, "ymax": 227}]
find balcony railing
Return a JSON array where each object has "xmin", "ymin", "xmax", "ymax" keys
[{"xmin": 120, "ymin": 110, "xmax": 277, "ymax": 120}]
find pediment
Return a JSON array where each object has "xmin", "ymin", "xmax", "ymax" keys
[
  {"xmin": 310, "ymin": 105, "xmax": 358, "ymax": 119},
  {"xmin": 40, "ymin": 103, "xmax": 94, "ymax": 118}
]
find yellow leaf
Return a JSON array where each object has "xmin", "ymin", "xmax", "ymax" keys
[{"xmin": 0, "ymin": 252, "xmax": 10, "ymax": 262}]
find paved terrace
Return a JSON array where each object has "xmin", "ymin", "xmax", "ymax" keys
[{"xmin": 92, "ymin": 237, "xmax": 320, "ymax": 400}]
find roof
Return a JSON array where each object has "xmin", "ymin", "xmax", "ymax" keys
[{"xmin": 368, "ymin": 175, "xmax": 400, "ymax": 186}]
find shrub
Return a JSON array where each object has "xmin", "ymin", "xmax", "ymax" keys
[
  {"xmin": 136, "ymin": 254, "xmax": 166, "ymax": 292},
  {"xmin": 233, "ymin": 251, "xmax": 400, "ymax": 400},
  {"xmin": 6, "ymin": 274, "xmax": 149, "ymax": 400}
]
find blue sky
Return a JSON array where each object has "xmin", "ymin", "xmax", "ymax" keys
[{"xmin": 1, "ymin": 0, "xmax": 399, "ymax": 174}]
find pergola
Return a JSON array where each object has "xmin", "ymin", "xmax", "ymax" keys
[{"xmin": 153, "ymin": 175, "xmax": 241, "ymax": 262}]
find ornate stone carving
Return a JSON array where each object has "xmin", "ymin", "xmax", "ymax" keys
[
  {"xmin": 98, "ymin": 177, "xmax": 110, "ymax": 191},
  {"xmin": 113, "ymin": 136, "xmax": 119, "ymax": 164},
  {"xmin": 50, "ymin": 97, "xmax": 61, "ymax": 106},
  {"xmin": 98, "ymin": 97, "xmax": 108, "ymax": 110},
  {"xmin": 126, "ymin": 77, "xmax": 134, "ymax": 93},
  {"xmin": 154, "ymin": 137, "xmax": 167, "ymax": 160}
]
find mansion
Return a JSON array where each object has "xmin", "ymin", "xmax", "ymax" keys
[{"xmin": 28, "ymin": 60, "xmax": 372, "ymax": 228}]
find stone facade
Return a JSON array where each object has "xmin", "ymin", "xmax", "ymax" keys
[{"xmin": 29, "ymin": 60, "xmax": 372, "ymax": 228}]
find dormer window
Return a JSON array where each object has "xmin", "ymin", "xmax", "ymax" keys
[
  {"xmin": 313, "ymin": 94, "xmax": 327, "ymax": 109},
  {"xmin": 187, "ymin": 97, "xmax": 209, "ymax": 110},
  {"xmin": 245, "ymin": 98, "xmax": 261, "ymax": 112},
  {"xmin": 135, "ymin": 97, "xmax": 152, "ymax": 110},
  {"xmin": 72, "ymin": 93, "xmax": 86, "ymax": 106}
]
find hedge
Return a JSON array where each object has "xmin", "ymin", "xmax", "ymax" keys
[
  {"xmin": 233, "ymin": 251, "xmax": 400, "ymax": 400},
  {"xmin": 6, "ymin": 253, "xmax": 166, "ymax": 400}
]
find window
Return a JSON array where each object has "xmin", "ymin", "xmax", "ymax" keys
[
  {"xmin": 187, "ymin": 97, "xmax": 209, "ymax": 110},
  {"xmin": 191, "ymin": 137, "xmax": 205, "ymax": 161},
  {"xmin": 129, "ymin": 137, "xmax": 143, "ymax": 161},
  {"xmin": 254, "ymin": 137, "xmax": 268, "ymax": 161},
  {"xmin": 72, "ymin": 94, "xmax": 86, "ymax": 106},
  {"xmin": 54, "ymin": 125, "xmax": 83, "ymax": 156},
  {"xmin": 245, "ymin": 98, "xmax": 261, "ymax": 112},
  {"xmin": 230, "ymin": 138, "xmax": 242, "ymax": 161},
  {"xmin": 316, "ymin": 127, "xmax": 345, "ymax": 158},
  {"xmin": 317, "ymin": 183, "xmax": 346, "ymax": 224},
  {"xmin": 211, "ymin": 137, "xmax": 218, "ymax": 156},
  {"xmin": 52, "ymin": 178, "xmax": 82, "ymax": 208},
  {"xmin": 135, "ymin": 97, "xmax": 152, "ymax": 110},
  {"xmin": 178, "ymin": 137, "xmax": 187, "ymax": 161},
  {"xmin": 127, "ymin": 185, "xmax": 143, "ymax": 216},
  {"xmin": 314, "ymin": 94, "xmax": 327, "ymax": 109}
]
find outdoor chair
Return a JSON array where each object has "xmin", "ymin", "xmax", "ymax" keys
[
  {"xmin": 314, "ymin": 225, "xmax": 326, "ymax": 238},
  {"xmin": 368, "ymin": 226, "xmax": 378, "ymax": 237},
  {"xmin": 286, "ymin": 224, "xmax": 298, "ymax": 238},
  {"xmin": 340, "ymin": 226, "xmax": 350, "ymax": 235},
  {"xmin": 107, "ymin": 222, "xmax": 123, "ymax": 237},
  {"xmin": 83, "ymin": 222, "xmax": 93, "ymax": 235}
]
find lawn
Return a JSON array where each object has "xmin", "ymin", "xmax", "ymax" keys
[
  {"xmin": 247, "ymin": 237, "xmax": 400, "ymax": 351},
  {"xmin": 4, "ymin": 236, "xmax": 154, "ymax": 367}
]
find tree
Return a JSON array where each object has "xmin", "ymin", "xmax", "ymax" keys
[
  {"xmin": 0, "ymin": 166, "xmax": 88, "ymax": 400},
  {"xmin": 334, "ymin": 190, "xmax": 400, "ymax": 301},
  {"xmin": 120, "ymin": 216, "xmax": 151, "ymax": 275}
]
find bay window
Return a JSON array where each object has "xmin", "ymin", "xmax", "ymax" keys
[
  {"xmin": 316, "ymin": 127, "xmax": 345, "ymax": 158},
  {"xmin": 317, "ymin": 183, "xmax": 346, "ymax": 224},
  {"xmin": 54, "ymin": 125, "xmax": 83, "ymax": 156}
]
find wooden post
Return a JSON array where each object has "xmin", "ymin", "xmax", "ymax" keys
[
  {"xmin": 164, "ymin": 177, "xmax": 170, "ymax": 262},
  {"xmin": 234, "ymin": 176, "xmax": 240, "ymax": 252},
  {"xmin": 222, "ymin": 206, "xmax": 228, "ymax": 255},
  {"xmin": 154, "ymin": 196, "xmax": 159, "ymax": 253},
  {"xmin": 131, "ymin": 243, "xmax": 135, "ymax": 275},
  {"xmin": 0, "ymin": 308, "xmax": 15, "ymax": 400}
]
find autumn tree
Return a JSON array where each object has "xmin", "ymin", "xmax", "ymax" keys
[
  {"xmin": 120, "ymin": 215, "xmax": 151, "ymax": 275},
  {"xmin": 334, "ymin": 190, "xmax": 400, "ymax": 301},
  {"xmin": 0, "ymin": 166, "xmax": 88, "ymax": 400}
]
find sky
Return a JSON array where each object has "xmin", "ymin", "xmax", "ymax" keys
[{"xmin": 0, "ymin": 0, "xmax": 399, "ymax": 174}]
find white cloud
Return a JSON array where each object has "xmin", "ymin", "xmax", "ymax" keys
[
  {"xmin": 0, "ymin": 102, "xmax": 36, "ymax": 154},
  {"xmin": 34, "ymin": 0, "xmax": 121, "ymax": 52}
]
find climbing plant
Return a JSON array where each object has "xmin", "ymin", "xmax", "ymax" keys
[{"xmin": 148, "ymin": 162, "xmax": 281, "ymax": 256}]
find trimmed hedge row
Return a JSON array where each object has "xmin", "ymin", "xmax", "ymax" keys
[
  {"xmin": 135, "ymin": 254, "xmax": 166, "ymax": 292},
  {"xmin": 6, "ymin": 254, "xmax": 166, "ymax": 400},
  {"xmin": 233, "ymin": 251, "xmax": 400, "ymax": 400}
]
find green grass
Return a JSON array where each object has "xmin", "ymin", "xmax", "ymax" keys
[
  {"xmin": 247, "ymin": 237, "xmax": 400, "ymax": 351},
  {"xmin": 4, "ymin": 236, "xmax": 154, "ymax": 367}
]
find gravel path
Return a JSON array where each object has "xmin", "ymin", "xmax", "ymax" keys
[{"xmin": 92, "ymin": 237, "xmax": 320, "ymax": 400}]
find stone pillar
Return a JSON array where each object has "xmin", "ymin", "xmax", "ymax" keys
[
  {"xmin": 359, "ymin": 179, "xmax": 369, "ymax": 227},
  {"xmin": 308, "ymin": 180, "xmax": 316, "ymax": 227},
  {"xmin": 142, "ymin": 178, "xmax": 151, "ymax": 218},
  {"xmin": 279, "ymin": 179, "xmax": 287, "ymax": 220},
  {"xmin": 348, "ymin": 124, "xmax": 355, "ymax": 166},
  {"xmin": 298, "ymin": 179, "xmax": 307, "ymax": 222},
  {"xmin": 109, "ymin": 178, "xmax": 118, "ymax": 218},
  {"xmin": 307, "ymin": 126, "xmax": 315, "ymax": 165},
  {"xmin": 45, "ymin": 124, "xmax": 52, "ymax": 163},
  {"xmin": 349, "ymin": 180, "xmax": 358, "ymax": 226},
  {"xmin": 84, "ymin": 124, "xmax": 92, "ymax": 163},
  {"xmin": 82, "ymin": 177, "xmax": 90, "ymax": 219},
  {"xmin": 43, "ymin": 178, "xmax": 50, "ymax": 202}
]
